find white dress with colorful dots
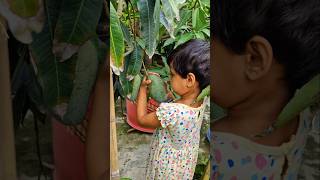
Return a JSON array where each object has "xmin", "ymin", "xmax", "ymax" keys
[
  {"xmin": 211, "ymin": 109, "xmax": 314, "ymax": 180},
  {"xmin": 146, "ymin": 99, "xmax": 207, "ymax": 180}
]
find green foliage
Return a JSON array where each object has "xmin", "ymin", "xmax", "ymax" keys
[
  {"xmin": 131, "ymin": 74, "xmax": 142, "ymax": 101},
  {"xmin": 2, "ymin": 0, "xmax": 107, "ymax": 125},
  {"xmin": 54, "ymin": 0, "xmax": 103, "ymax": 45},
  {"xmin": 113, "ymin": 0, "xmax": 210, "ymax": 103},
  {"xmin": 275, "ymin": 74, "xmax": 320, "ymax": 128},
  {"xmin": 110, "ymin": 2, "xmax": 125, "ymax": 75},
  {"xmin": 196, "ymin": 86, "xmax": 210, "ymax": 102}
]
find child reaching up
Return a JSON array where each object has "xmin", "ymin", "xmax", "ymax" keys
[
  {"xmin": 136, "ymin": 39, "xmax": 210, "ymax": 179},
  {"xmin": 211, "ymin": 0, "xmax": 320, "ymax": 179}
]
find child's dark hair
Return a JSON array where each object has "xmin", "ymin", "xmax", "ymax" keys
[
  {"xmin": 168, "ymin": 39, "xmax": 210, "ymax": 90},
  {"xmin": 213, "ymin": 0, "xmax": 320, "ymax": 92}
]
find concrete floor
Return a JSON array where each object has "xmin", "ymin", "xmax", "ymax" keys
[{"xmin": 115, "ymin": 98, "xmax": 210, "ymax": 180}]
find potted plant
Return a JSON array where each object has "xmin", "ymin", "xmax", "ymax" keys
[{"xmin": 110, "ymin": 0, "xmax": 210, "ymax": 132}]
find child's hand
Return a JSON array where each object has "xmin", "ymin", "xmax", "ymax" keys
[
  {"xmin": 140, "ymin": 76, "xmax": 152, "ymax": 88},
  {"xmin": 141, "ymin": 72, "xmax": 158, "ymax": 88}
]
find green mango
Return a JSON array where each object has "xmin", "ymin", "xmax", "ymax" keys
[{"xmin": 148, "ymin": 74, "xmax": 167, "ymax": 102}]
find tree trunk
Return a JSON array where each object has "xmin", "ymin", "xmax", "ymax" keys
[{"xmin": 0, "ymin": 16, "xmax": 17, "ymax": 180}]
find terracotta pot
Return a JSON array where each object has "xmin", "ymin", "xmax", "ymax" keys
[
  {"xmin": 52, "ymin": 121, "xmax": 86, "ymax": 180},
  {"xmin": 125, "ymin": 98, "xmax": 159, "ymax": 133},
  {"xmin": 52, "ymin": 99, "xmax": 93, "ymax": 180}
]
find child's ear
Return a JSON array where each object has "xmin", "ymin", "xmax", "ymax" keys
[
  {"xmin": 186, "ymin": 73, "xmax": 196, "ymax": 88},
  {"xmin": 244, "ymin": 36, "xmax": 273, "ymax": 80}
]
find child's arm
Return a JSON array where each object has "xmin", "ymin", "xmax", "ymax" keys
[{"xmin": 136, "ymin": 77, "xmax": 161, "ymax": 128}]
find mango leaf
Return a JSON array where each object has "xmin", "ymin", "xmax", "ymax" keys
[
  {"xmin": 63, "ymin": 39, "xmax": 99, "ymax": 125},
  {"xmin": 161, "ymin": 0, "xmax": 179, "ymax": 21},
  {"xmin": 8, "ymin": 0, "xmax": 40, "ymax": 17},
  {"xmin": 201, "ymin": 28, "xmax": 210, "ymax": 37},
  {"xmin": 130, "ymin": 73, "xmax": 142, "ymax": 101},
  {"xmin": 110, "ymin": 2, "xmax": 125, "ymax": 75},
  {"xmin": 161, "ymin": 56, "xmax": 170, "ymax": 76},
  {"xmin": 136, "ymin": 37, "xmax": 146, "ymax": 49},
  {"xmin": 148, "ymin": 74, "xmax": 167, "ymax": 102},
  {"xmin": 54, "ymin": 0, "xmax": 103, "ymax": 45},
  {"xmin": 192, "ymin": 8, "xmax": 207, "ymax": 31},
  {"xmin": 195, "ymin": 31, "xmax": 205, "ymax": 39},
  {"xmin": 29, "ymin": 0, "xmax": 75, "ymax": 107},
  {"xmin": 196, "ymin": 85, "xmax": 210, "ymax": 102},
  {"xmin": 176, "ymin": 9, "xmax": 191, "ymax": 31},
  {"xmin": 201, "ymin": 0, "xmax": 210, "ymax": 7},
  {"xmin": 163, "ymin": 37, "xmax": 175, "ymax": 47},
  {"xmin": 160, "ymin": 11, "xmax": 175, "ymax": 38},
  {"xmin": 120, "ymin": 71, "xmax": 132, "ymax": 97},
  {"xmin": 211, "ymin": 101, "xmax": 227, "ymax": 120},
  {"xmin": 126, "ymin": 44, "xmax": 143, "ymax": 80},
  {"xmin": 120, "ymin": 21, "xmax": 133, "ymax": 51},
  {"xmin": 154, "ymin": 0, "xmax": 160, "ymax": 40},
  {"xmin": 138, "ymin": 0, "xmax": 159, "ymax": 59},
  {"xmin": 174, "ymin": 32, "xmax": 193, "ymax": 48},
  {"xmin": 274, "ymin": 74, "xmax": 320, "ymax": 128},
  {"xmin": 149, "ymin": 67, "xmax": 167, "ymax": 77}
]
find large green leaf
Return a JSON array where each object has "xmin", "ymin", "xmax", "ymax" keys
[
  {"xmin": 110, "ymin": 2, "xmax": 125, "ymax": 75},
  {"xmin": 192, "ymin": 8, "xmax": 207, "ymax": 31},
  {"xmin": 161, "ymin": 0, "xmax": 179, "ymax": 21},
  {"xmin": 174, "ymin": 32, "xmax": 193, "ymax": 48},
  {"xmin": 126, "ymin": 44, "xmax": 143, "ymax": 80},
  {"xmin": 196, "ymin": 85, "xmax": 210, "ymax": 102},
  {"xmin": 130, "ymin": 74, "xmax": 142, "ymax": 101},
  {"xmin": 176, "ymin": 9, "xmax": 191, "ymax": 31},
  {"xmin": 8, "ymin": 0, "xmax": 40, "ymax": 17},
  {"xmin": 120, "ymin": 21, "xmax": 133, "ymax": 51},
  {"xmin": 137, "ymin": 0, "xmax": 159, "ymax": 59},
  {"xmin": 54, "ymin": 0, "xmax": 103, "ymax": 45},
  {"xmin": 160, "ymin": 11, "xmax": 175, "ymax": 38},
  {"xmin": 120, "ymin": 71, "xmax": 132, "ymax": 97},
  {"xmin": 274, "ymin": 74, "xmax": 320, "ymax": 128},
  {"xmin": 63, "ymin": 39, "xmax": 99, "ymax": 125},
  {"xmin": 30, "ymin": 0, "xmax": 74, "ymax": 107}
]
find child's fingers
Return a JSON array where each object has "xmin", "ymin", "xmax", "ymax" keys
[
  {"xmin": 145, "ymin": 79, "xmax": 152, "ymax": 84},
  {"xmin": 141, "ymin": 76, "xmax": 152, "ymax": 86}
]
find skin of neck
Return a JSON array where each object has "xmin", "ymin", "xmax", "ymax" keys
[
  {"xmin": 215, "ymin": 79, "xmax": 299, "ymax": 146},
  {"xmin": 178, "ymin": 85, "xmax": 201, "ymax": 106}
]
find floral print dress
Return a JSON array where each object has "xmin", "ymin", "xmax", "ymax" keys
[
  {"xmin": 146, "ymin": 98, "xmax": 208, "ymax": 180},
  {"xmin": 211, "ymin": 109, "xmax": 315, "ymax": 180}
]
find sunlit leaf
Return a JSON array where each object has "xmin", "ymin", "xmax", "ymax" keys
[
  {"xmin": 138, "ymin": 0, "xmax": 159, "ymax": 59},
  {"xmin": 174, "ymin": 32, "xmax": 193, "ymax": 48},
  {"xmin": 110, "ymin": 2, "xmax": 125, "ymax": 75},
  {"xmin": 275, "ymin": 74, "xmax": 320, "ymax": 128}
]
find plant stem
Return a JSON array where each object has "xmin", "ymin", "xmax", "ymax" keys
[{"xmin": 142, "ymin": 59, "xmax": 149, "ymax": 79}]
